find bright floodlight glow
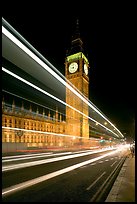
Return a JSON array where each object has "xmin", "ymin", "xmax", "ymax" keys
[{"xmin": 2, "ymin": 24, "xmax": 124, "ymax": 138}]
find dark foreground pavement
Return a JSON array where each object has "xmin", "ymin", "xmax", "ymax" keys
[
  {"xmin": 105, "ymin": 153, "xmax": 135, "ymax": 202},
  {"xmin": 2, "ymin": 147, "xmax": 135, "ymax": 202}
]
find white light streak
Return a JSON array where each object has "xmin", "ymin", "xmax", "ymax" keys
[
  {"xmin": 2, "ymin": 149, "xmax": 95, "ymax": 161},
  {"xmin": 2, "ymin": 126, "xmax": 83, "ymax": 139},
  {"xmin": 2, "ymin": 152, "xmax": 72, "ymax": 163},
  {"xmin": 2, "ymin": 25, "xmax": 124, "ymax": 138},
  {"xmin": 2, "ymin": 148, "xmax": 122, "ymax": 196},
  {"xmin": 2, "ymin": 152, "xmax": 53, "ymax": 160},
  {"xmin": 2, "ymin": 148, "xmax": 114, "ymax": 172},
  {"xmin": 2, "ymin": 67, "xmax": 121, "ymax": 138}
]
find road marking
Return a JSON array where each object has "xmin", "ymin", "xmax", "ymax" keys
[
  {"xmin": 90, "ymin": 163, "xmax": 96, "ymax": 165},
  {"xmin": 110, "ymin": 161, "xmax": 117, "ymax": 167},
  {"xmin": 80, "ymin": 165, "xmax": 87, "ymax": 168},
  {"xmin": 98, "ymin": 161, "xmax": 103, "ymax": 163},
  {"xmin": 2, "ymin": 150, "xmax": 119, "ymax": 196},
  {"xmin": 86, "ymin": 171, "xmax": 106, "ymax": 191}
]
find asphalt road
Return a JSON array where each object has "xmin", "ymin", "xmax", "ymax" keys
[{"xmin": 2, "ymin": 146, "xmax": 128, "ymax": 202}]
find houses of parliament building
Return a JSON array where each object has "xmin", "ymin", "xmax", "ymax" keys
[{"xmin": 2, "ymin": 20, "xmax": 100, "ymax": 152}]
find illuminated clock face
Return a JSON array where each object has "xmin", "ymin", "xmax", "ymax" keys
[
  {"xmin": 84, "ymin": 64, "xmax": 88, "ymax": 75},
  {"xmin": 69, "ymin": 62, "xmax": 78, "ymax": 73}
]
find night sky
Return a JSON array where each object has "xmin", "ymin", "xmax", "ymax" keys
[{"xmin": 2, "ymin": 2, "xmax": 135, "ymax": 141}]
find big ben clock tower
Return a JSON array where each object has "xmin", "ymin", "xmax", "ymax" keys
[{"xmin": 65, "ymin": 19, "xmax": 89, "ymax": 142}]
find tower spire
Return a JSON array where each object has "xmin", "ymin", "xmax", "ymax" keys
[
  {"xmin": 72, "ymin": 18, "xmax": 80, "ymax": 40},
  {"xmin": 67, "ymin": 18, "xmax": 84, "ymax": 56}
]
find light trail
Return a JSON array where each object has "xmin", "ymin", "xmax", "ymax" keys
[
  {"xmin": 2, "ymin": 126, "xmax": 87, "ymax": 139},
  {"xmin": 2, "ymin": 90, "xmax": 113, "ymax": 137},
  {"xmin": 2, "ymin": 148, "xmax": 116, "ymax": 172},
  {"xmin": 2, "ymin": 152, "xmax": 72, "ymax": 163},
  {"xmin": 2, "ymin": 149, "xmax": 97, "ymax": 161},
  {"xmin": 2, "ymin": 152, "xmax": 53, "ymax": 160},
  {"xmin": 2, "ymin": 25, "xmax": 124, "ymax": 138},
  {"xmin": 2, "ymin": 67, "xmax": 121, "ymax": 138},
  {"xmin": 2, "ymin": 89, "xmax": 66, "ymax": 118},
  {"xmin": 2, "ymin": 148, "xmax": 123, "ymax": 197}
]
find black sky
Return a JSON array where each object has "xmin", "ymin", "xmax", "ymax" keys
[{"xmin": 2, "ymin": 2, "xmax": 135, "ymax": 140}]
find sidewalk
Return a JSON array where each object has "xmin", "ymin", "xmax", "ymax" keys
[{"xmin": 105, "ymin": 154, "xmax": 135, "ymax": 202}]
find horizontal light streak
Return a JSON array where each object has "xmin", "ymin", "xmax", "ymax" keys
[
  {"xmin": 1, "ymin": 91, "xmax": 110, "ymax": 135},
  {"xmin": 2, "ymin": 149, "xmax": 96, "ymax": 160},
  {"xmin": 2, "ymin": 25, "xmax": 124, "ymax": 138},
  {"xmin": 2, "ymin": 126, "xmax": 84, "ymax": 139},
  {"xmin": 2, "ymin": 152, "xmax": 72, "ymax": 163},
  {"xmin": 2, "ymin": 152, "xmax": 53, "ymax": 160},
  {"xmin": 2, "ymin": 67, "xmax": 120, "ymax": 138},
  {"xmin": 2, "ymin": 148, "xmax": 121, "ymax": 196},
  {"xmin": 2, "ymin": 89, "xmax": 66, "ymax": 118},
  {"xmin": 2, "ymin": 148, "xmax": 114, "ymax": 172}
]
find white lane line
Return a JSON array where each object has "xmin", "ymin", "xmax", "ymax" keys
[
  {"xmin": 86, "ymin": 171, "xmax": 106, "ymax": 191},
  {"xmin": 110, "ymin": 161, "xmax": 117, "ymax": 167},
  {"xmin": 105, "ymin": 159, "xmax": 109, "ymax": 161},
  {"xmin": 98, "ymin": 161, "xmax": 103, "ymax": 163},
  {"xmin": 80, "ymin": 166, "xmax": 87, "ymax": 168},
  {"xmin": 90, "ymin": 163, "xmax": 96, "ymax": 166},
  {"xmin": 2, "ymin": 150, "xmax": 118, "ymax": 196}
]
